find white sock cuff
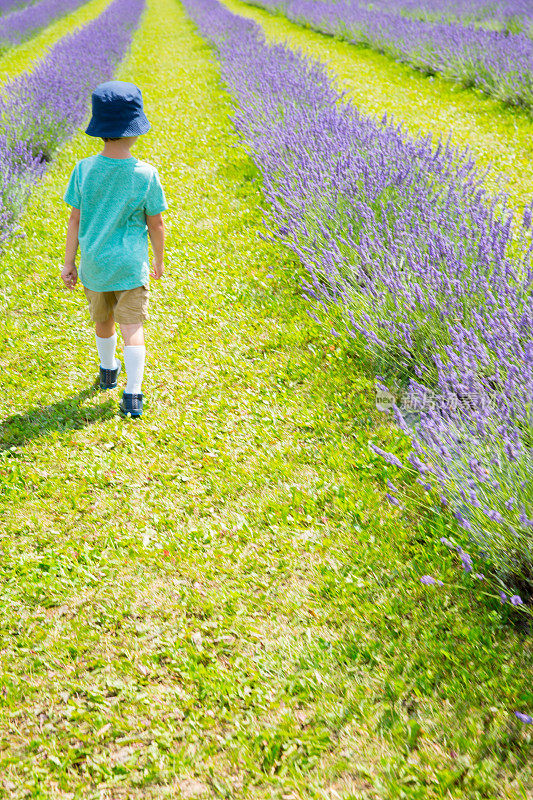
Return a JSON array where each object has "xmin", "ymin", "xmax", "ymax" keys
[
  {"xmin": 95, "ymin": 332, "xmax": 118, "ymax": 370},
  {"xmin": 124, "ymin": 345, "xmax": 146, "ymax": 395}
]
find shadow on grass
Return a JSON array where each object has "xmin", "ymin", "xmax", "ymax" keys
[{"xmin": 0, "ymin": 384, "xmax": 115, "ymax": 451}]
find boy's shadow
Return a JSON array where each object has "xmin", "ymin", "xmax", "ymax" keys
[{"xmin": 0, "ymin": 384, "xmax": 115, "ymax": 451}]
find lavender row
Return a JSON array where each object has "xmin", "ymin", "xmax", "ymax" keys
[
  {"xmin": 0, "ymin": 0, "xmax": 36, "ymax": 21},
  {"xmin": 0, "ymin": 0, "xmax": 145, "ymax": 245},
  {"xmin": 181, "ymin": 0, "xmax": 533, "ymax": 597},
  {"xmin": 0, "ymin": 0, "xmax": 92, "ymax": 49},
  {"xmin": 352, "ymin": 0, "xmax": 532, "ymax": 34},
  {"xmin": 242, "ymin": 0, "xmax": 533, "ymax": 109}
]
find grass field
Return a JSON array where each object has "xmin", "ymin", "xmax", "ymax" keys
[{"xmin": 0, "ymin": 0, "xmax": 532, "ymax": 796}]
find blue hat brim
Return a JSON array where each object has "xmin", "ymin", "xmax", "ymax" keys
[{"xmin": 85, "ymin": 113, "xmax": 151, "ymax": 138}]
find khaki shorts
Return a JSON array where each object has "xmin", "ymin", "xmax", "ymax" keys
[{"xmin": 83, "ymin": 283, "xmax": 149, "ymax": 325}]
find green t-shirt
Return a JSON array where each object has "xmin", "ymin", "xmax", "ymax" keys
[{"xmin": 64, "ymin": 154, "xmax": 168, "ymax": 292}]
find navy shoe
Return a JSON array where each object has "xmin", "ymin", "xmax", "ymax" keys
[
  {"xmin": 119, "ymin": 392, "xmax": 143, "ymax": 418},
  {"xmin": 99, "ymin": 359, "xmax": 121, "ymax": 391}
]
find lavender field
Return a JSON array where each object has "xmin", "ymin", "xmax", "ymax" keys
[
  {"xmin": 181, "ymin": 0, "xmax": 533, "ymax": 604},
  {"xmin": 0, "ymin": 0, "xmax": 93, "ymax": 48},
  {"xmin": 240, "ymin": 0, "xmax": 533, "ymax": 107},
  {"xmin": 0, "ymin": 0, "xmax": 36, "ymax": 18},
  {"xmin": 0, "ymin": 0, "xmax": 531, "ymax": 794},
  {"xmin": 331, "ymin": 0, "xmax": 533, "ymax": 31}
]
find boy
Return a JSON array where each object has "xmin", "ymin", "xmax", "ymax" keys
[{"xmin": 61, "ymin": 80, "xmax": 167, "ymax": 418}]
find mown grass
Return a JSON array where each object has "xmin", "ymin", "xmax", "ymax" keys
[
  {"xmin": 0, "ymin": 0, "xmax": 112, "ymax": 86},
  {"xmin": 223, "ymin": 0, "xmax": 533, "ymax": 218},
  {"xmin": 0, "ymin": 0, "xmax": 531, "ymax": 796}
]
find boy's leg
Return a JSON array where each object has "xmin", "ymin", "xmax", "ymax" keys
[
  {"xmin": 120, "ymin": 323, "xmax": 146, "ymax": 394},
  {"xmin": 83, "ymin": 287, "xmax": 119, "ymax": 372},
  {"xmin": 95, "ymin": 318, "xmax": 116, "ymax": 338}
]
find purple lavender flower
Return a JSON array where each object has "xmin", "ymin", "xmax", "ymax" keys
[
  {"xmin": 440, "ymin": 537, "xmax": 454, "ymax": 548},
  {"xmin": 421, "ymin": 575, "xmax": 443, "ymax": 585},
  {"xmin": 457, "ymin": 548, "xmax": 473, "ymax": 573},
  {"xmin": 514, "ymin": 711, "xmax": 533, "ymax": 724},
  {"xmin": 510, "ymin": 595, "xmax": 523, "ymax": 606},
  {"xmin": 369, "ymin": 444, "xmax": 403, "ymax": 468},
  {"xmin": 454, "ymin": 512, "xmax": 473, "ymax": 533},
  {"xmin": 499, "ymin": 591, "xmax": 507, "ymax": 603}
]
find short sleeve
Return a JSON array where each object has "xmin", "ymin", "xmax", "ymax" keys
[
  {"xmin": 64, "ymin": 164, "xmax": 81, "ymax": 208},
  {"xmin": 145, "ymin": 169, "xmax": 168, "ymax": 216}
]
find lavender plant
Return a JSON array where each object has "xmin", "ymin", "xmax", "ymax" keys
[
  {"xmin": 182, "ymin": 0, "xmax": 533, "ymax": 598},
  {"xmin": 241, "ymin": 0, "xmax": 533, "ymax": 109},
  {"xmin": 0, "ymin": 0, "xmax": 145, "ymax": 243},
  {"xmin": 0, "ymin": 136, "xmax": 45, "ymax": 245},
  {"xmin": 0, "ymin": 0, "xmax": 92, "ymax": 49}
]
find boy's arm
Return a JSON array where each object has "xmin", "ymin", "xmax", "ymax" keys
[
  {"xmin": 146, "ymin": 212, "xmax": 165, "ymax": 279},
  {"xmin": 62, "ymin": 207, "xmax": 81, "ymax": 289}
]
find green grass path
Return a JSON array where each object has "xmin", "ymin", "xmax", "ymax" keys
[
  {"xmin": 223, "ymin": 0, "xmax": 533, "ymax": 216},
  {"xmin": 0, "ymin": 0, "xmax": 112, "ymax": 87},
  {"xmin": 0, "ymin": 0, "xmax": 531, "ymax": 796}
]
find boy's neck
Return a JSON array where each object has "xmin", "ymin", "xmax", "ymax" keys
[{"xmin": 101, "ymin": 141, "xmax": 135, "ymax": 160}]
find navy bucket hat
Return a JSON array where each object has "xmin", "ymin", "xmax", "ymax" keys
[{"xmin": 86, "ymin": 81, "xmax": 151, "ymax": 138}]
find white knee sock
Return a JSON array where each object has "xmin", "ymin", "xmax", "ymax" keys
[
  {"xmin": 96, "ymin": 333, "xmax": 117, "ymax": 370},
  {"xmin": 124, "ymin": 345, "xmax": 146, "ymax": 394}
]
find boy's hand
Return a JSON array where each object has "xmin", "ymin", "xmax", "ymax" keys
[
  {"xmin": 150, "ymin": 259, "xmax": 164, "ymax": 280},
  {"xmin": 61, "ymin": 263, "xmax": 78, "ymax": 289}
]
